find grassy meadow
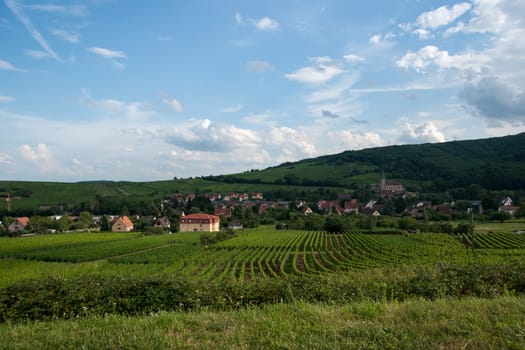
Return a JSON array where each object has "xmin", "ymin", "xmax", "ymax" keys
[{"xmin": 1, "ymin": 223, "xmax": 525, "ymax": 348}]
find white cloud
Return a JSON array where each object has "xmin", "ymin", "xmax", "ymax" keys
[
  {"xmin": 285, "ymin": 56, "xmax": 344, "ymax": 84},
  {"xmin": 369, "ymin": 32, "xmax": 395, "ymax": 44},
  {"xmin": 0, "ymin": 95, "xmax": 14, "ymax": 102},
  {"xmin": 328, "ymin": 130, "xmax": 385, "ymax": 150},
  {"xmin": 235, "ymin": 11, "xmax": 243, "ymax": 25},
  {"xmin": 19, "ymin": 143, "xmax": 52, "ymax": 161},
  {"xmin": 79, "ymin": 92, "xmax": 155, "ymax": 119},
  {"xmin": 236, "ymin": 11, "xmax": 280, "ymax": 31},
  {"xmin": 400, "ymin": 2, "xmax": 472, "ymax": 39},
  {"xmin": 416, "ymin": 3, "xmax": 472, "ymax": 30},
  {"xmin": 369, "ymin": 34, "xmax": 381, "ymax": 45},
  {"xmin": 87, "ymin": 47, "xmax": 127, "ymax": 59},
  {"xmin": 245, "ymin": 60, "xmax": 275, "ymax": 73},
  {"xmin": 25, "ymin": 4, "xmax": 87, "ymax": 17},
  {"xmin": 446, "ymin": 0, "xmax": 521, "ymax": 35},
  {"xmin": 343, "ymin": 54, "xmax": 364, "ymax": 63},
  {"xmin": 266, "ymin": 126, "xmax": 317, "ymax": 158},
  {"xmin": 163, "ymin": 97, "xmax": 184, "ymax": 113},
  {"xmin": 396, "ymin": 45, "xmax": 487, "ymax": 73},
  {"xmin": 25, "ymin": 50, "xmax": 51, "ymax": 59},
  {"xmin": 51, "ymin": 28, "xmax": 79, "ymax": 43},
  {"xmin": 221, "ymin": 104, "xmax": 243, "ymax": 113},
  {"xmin": 399, "ymin": 121, "xmax": 446, "ymax": 143},
  {"xmin": 87, "ymin": 47, "xmax": 127, "ymax": 69},
  {"xmin": 0, "ymin": 152, "xmax": 12, "ymax": 165},
  {"xmin": 163, "ymin": 119, "xmax": 260, "ymax": 152},
  {"xmin": 0, "ymin": 58, "xmax": 25, "ymax": 72},
  {"xmin": 254, "ymin": 17, "xmax": 280, "ymax": 31},
  {"xmin": 4, "ymin": 0, "xmax": 60, "ymax": 61}
]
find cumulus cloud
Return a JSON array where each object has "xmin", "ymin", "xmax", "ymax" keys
[
  {"xmin": 399, "ymin": 121, "xmax": 446, "ymax": 144},
  {"xmin": 285, "ymin": 56, "xmax": 344, "ymax": 84},
  {"xmin": 417, "ymin": 2, "xmax": 472, "ymax": 30},
  {"xmin": 19, "ymin": 143, "xmax": 52, "ymax": 161},
  {"xmin": 235, "ymin": 11, "xmax": 280, "ymax": 31},
  {"xmin": 266, "ymin": 126, "xmax": 317, "ymax": 158},
  {"xmin": 460, "ymin": 77, "xmax": 525, "ymax": 125},
  {"xmin": 245, "ymin": 60, "xmax": 275, "ymax": 73},
  {"xmin": 163, "ymin": 96, "xmax": 184, "ymax": 113},
  {"xmin": 396, "ymin": 45, "xmax": 487, "ymax": 73},
  {"xmin": 400, "ymin": 2, "xmax": 472, "ymax": 39},
  {"xmin": 369, "ymin": 32, "xmax": 395, "ymax": 45},
  {"xmin": 328, "ymin": 130, "xmax": 385, "ymax": 151},
  {"xmin": 253, "ymin": 17, "xmax": 280, "ymax": 31},
  {"xmin": 163, "ymin": 119, "xmax": 260, "ymax": 152},
  {"xmin": 0, "ymin": 152, "xmax": 13, "ymax": 165}
]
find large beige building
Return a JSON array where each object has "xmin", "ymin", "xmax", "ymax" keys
[{"xmin": 179, "ymin": 213, "xmax": 220, "ymax": 232}]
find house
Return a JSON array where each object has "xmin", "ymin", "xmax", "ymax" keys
[
  {"xmin": 251, "ymin": 192, "xmax": 263, "ymax": 200},
  {"xmin": 8, "ymin": 217, "xmax": 30, "ymax": 233},
  {"xmin": 111, "ymin": 215, "xmax": 134, "ymax": 232},
  {"xmin": 317, "ymin": 200, "xmax": 339, "ymax": 212},
  {"xmin": 153, "ymin": 217, "xmax": 171, "ymax": 231},
  {"xmin": 501, "ymin": 197, "xmax": 514, "ymax": 207},
  {"xmin": 228, "ymin": 220, "xmax": 243, "ymax": 230},
  {"xmin": 179, "ymin": 213, "xmax": 220, "ymax": 232},
  {"xmin": 498, "ymin": 197, "xmax": 520, "ymax": 216},
  {"xmin": 344, "ymin": 199, "xmax": 360, "ymax": 214},
  {"xmin": 214, "ymin": 207, "xmax": 232, "ymax": 218},
  {"xmin": 302, "ymin": 207, "xmax": 314, "ymax": 215}
]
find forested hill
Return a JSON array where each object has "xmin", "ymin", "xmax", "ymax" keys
[{"xmin": 205, "ymin": 132, "xmax": 525, "ymax": 192}]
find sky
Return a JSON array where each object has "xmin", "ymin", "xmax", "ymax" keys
[{"xmin": 1, "ymin": 0, "xmax": 525, "ymax": 182}]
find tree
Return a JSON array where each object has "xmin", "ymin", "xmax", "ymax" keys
[
  {"xmin": 455, "ymin": 222, "xmax": 474, "ymax": 235},
  {"xmin": 78, "ymin": 211, "xmax": 94, "ymax": 229},
  {"xmin": 324, "ymin": 215, "xmax": 347, "ymax": 233},
  {"xmin": 490, "ymin": 211, "xmax": 512, "ymax": 223},
  {"xmin": 100, "ymin": 215, "xmax": 110, "ymax": 231},
  {"xmin": 398, "ymin": 216, "xmax": 417, "ymax": 231}
]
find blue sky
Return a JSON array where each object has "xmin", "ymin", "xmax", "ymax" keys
[{"xmin": 1, "ymin": 0, "xmax": 524, "ymax": 181}]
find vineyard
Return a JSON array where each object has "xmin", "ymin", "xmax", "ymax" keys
[{"xmin": 2, "ymin": 227, "xmax": 525, "ymax": 286}]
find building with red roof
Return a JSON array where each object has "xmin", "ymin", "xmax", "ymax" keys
[
  {"xmin": 179, "ymin": 213, "xmax": 220, "ymax": 232},
  {"xmin": 111, "ymin": 215, "xmax": 134, "ymax": 232}
]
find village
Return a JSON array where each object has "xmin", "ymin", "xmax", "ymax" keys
[{"xmin": 1, "ymin": 175, "xmax": 522, "ymax": 236}]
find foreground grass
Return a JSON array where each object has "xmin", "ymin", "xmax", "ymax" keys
[{"xmin": 1, "ymin": 296, "xmax": 524, "ymax": 349}]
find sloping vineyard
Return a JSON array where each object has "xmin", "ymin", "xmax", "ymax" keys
[
  {"xmin": 3, "ymin": 230, "xmax": 524, "ymax": 285},
  {"xmin": 456, "ymin": 232, "xmax": 525, "ymax": 249},
  {"xmin": 109, "ymin": 230, "xmax": 472, "ymax": 283}
]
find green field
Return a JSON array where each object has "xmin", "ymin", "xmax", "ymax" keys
[{"xmin": 1, "ymin": 226, "xmax": 525, "ymax": 348}]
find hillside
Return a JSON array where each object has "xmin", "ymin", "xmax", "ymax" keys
[
  {"xmin": 1, "ymin": 133, "xmax": 524, "ymax": 212},
  {"xmin": 207, "ymin": 132, "xmax": 525, "ymax": 191}
]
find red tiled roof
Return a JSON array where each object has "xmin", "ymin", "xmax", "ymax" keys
[
  {"xmin": 17, "ymin": 217, "xmax": 30, "ymax": 226},
  {"xmin": 180, "ymin": 213, "xmax": 220, "ymax": 224},
  {"xmin": 116, "ymin": 215, "xmax": 133, "ymax": 228}
]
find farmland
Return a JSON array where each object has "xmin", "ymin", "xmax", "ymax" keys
[{"xmin": 1, "ymin": 224, "xmax": 525, "ymax": 348}]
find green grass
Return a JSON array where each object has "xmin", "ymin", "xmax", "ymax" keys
[{"xmin": 1, "ymin": 296, "xmax": 523, "ymax": 349}]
